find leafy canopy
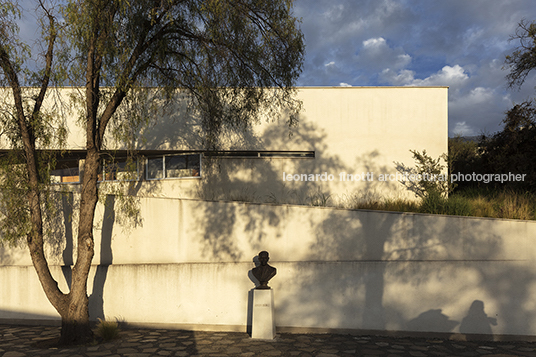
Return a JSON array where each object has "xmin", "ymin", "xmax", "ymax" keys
[
  {"xmin": 505, "ymin": 19, "xmax": 536, "ymax": 89},
  {"xmin": 63, "ymin": 0, "xmax": 305, "ymax": 149}
]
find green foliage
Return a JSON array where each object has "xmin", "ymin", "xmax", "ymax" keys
[
  {"xmin": 477, "ymin": 100, "xmax": 536, "ymax": 192},
  {"xmin": 0, "ymin": 90, "xmax": 68, "ymax": 245},
  {"xmin": 395, "ymin": 150, "xmax": 452, "ymax": 199},
  {"xmin": 505, "ymin": 19, "xmax": 536, "ymax": 89},
  {"xmin": 62, "ymin": 0, "xmax": 305, "ymax": 150},
  {"xmin": 448, "ymin": 102, "xmax": 536, "ymax": 193},
  {"xmin": 95, "ymin": 318, "xmax": 120, "ymax": 342},
  {"xmin": 0, "ymin": 1, "xmax": 30, "ymax": 74},
  {"xmin": 335, "ymin": 191, "xmax": 418, "ymax": 212},
  {"xmin": 347, "ymin": 197, "xmax": 420, "ymax": 213},
  {"xmin": 307, "ymin": 190, "xmax": 331, "ymax": 207},
  {"xmin": 98, "ymin": 180, "xmax": 142, "ymax": 230},
  {"xmin": 419, "ymin": 192, "xmax": 472, "ymax": 216},
  {"xmin": 342, "ymin": 188, "xmax": 535, "ymax": 220},
  {"xmin": 448, "ymin": 136, "xmax": 480, "ymax": 183},
  {"xmin": 0, "ymin": 158, "xmax": 30, "ymax": 245}
]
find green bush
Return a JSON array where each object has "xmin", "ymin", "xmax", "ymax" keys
[
  {"xmin": 443, "ymin": 195, "xmax": 473, "ymax": 216},
  {"xmin": 395, "ymin": 150, "xmax": 453, "ymax": 199}
]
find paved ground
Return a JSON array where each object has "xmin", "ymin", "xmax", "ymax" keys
[{"xmin": 2, "ymin": 324, "xmax": 536, "ymax": 357}]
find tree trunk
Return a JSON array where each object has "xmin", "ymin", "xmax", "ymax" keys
[
  {"xmin": 58, "ymin": 292, "xmax": 92, "ymax": 345},
  {"xmin": 58, "ymin": 149, "xmax": 100, "ymax": 344}
]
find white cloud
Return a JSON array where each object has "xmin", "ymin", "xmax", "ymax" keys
[
  {"xmin": 363, "ymin": 37, "xmax": 387, "ymax": 49},
  {"xmin": 397, "ymin": 54, "xmax": 412, "ymax": 66},
  {"xmin": 380, "ymin": 69, "xmax": 415, "ymax": 85},
  {"xmin": 339, "ymin": 82, "xmax": 352, "ymax": 87},
  {"xmin": 448, "ymin": 86, "xmax": 510, "ymax": 136},
  {"xmin": 457, "ymin": 87, "xmax": 494, "ymax": 106},
  {"xmin": 453, "ymin": 122, "xmax": 476, "ymax": 136},
  {"xmin": 381, "ymin": 65, "xmax": 470, "ymax": 97},
  {"xmin": 410, "ymin": 65, "xmax": 469, "ymax": 87},
  {"xmin": 357, "ymin": 37, "xmax": 412, "ymax": 74},
  {"xmin": 294, "ymin": 0, "xmax": 536, "ymax": 135}
]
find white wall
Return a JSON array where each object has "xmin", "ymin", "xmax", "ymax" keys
[
  {"xmin": 138, "ymin": 87, "xmax": 449, "ymax": 202},
  {"xmin": 24, "ymin": 86, "xmax": 448, "ymax": 202},
  {"xmin": 2, "ymin": 197, "xmax": 536, "ymax": 338}
]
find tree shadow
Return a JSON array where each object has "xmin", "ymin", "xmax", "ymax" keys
[
  {"xmin": 60, "ymin": 192, "xmax": 74, "ymax": 287},
  {"xmin": 0, "ymin": 241, "xmax": 25, "ymax": 266},
  {"xmin": 186, "ymin": 107, "xmax": 419, "ymax": 333},
  {"xmin": 191, "ymin": 163, "xmax": 535, "ymax": 338},
  {"xmin": 89, "ymin": 195, "xmax": 115, "ymax": 321}
]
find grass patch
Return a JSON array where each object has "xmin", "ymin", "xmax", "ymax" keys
[
  {"xmin": 339, "ymin": 193, "xmax": 420, "ymax": 212},
  {"xmin": 227, "ymin": 186, "xmax": 535, "ymax": 220},
  {"xmin": 340, "ymin": 188, "xmax": 536, "ymax": 220},
  {"xmin": 95, "ymin": 318, "xmax": 120, "ymax": 342}
]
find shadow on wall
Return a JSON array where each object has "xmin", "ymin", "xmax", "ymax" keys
[
  {"xmin": 89, "ymin": 195, "xmax": 116, "ymax": 321},
  {"xmin": 187, "ymin": 111, "xmax": 412, "ymax": 331},
  {"xmin": 273, "ymin": 209, "xmax": 402, "ymax": 331},
  {"xmin": 406, "ymin": 309, "xmax": 459, "ymax": 333},
  {"xmin": 123, "ymin": 91, "xmax": 206, "ymax": 152},
  {"xmin": 191, "ymin": 187, "xmax": 535, "ymax": 337},
  {"xmin": 286, "ymin": 208, "xmax": 536, "ymax": 337},
  {"xmin": 41, "ymin": 191, "xmax": 115, "ymax": 322},
  {"xmin": 198, "ymin": 121, "xmax": 399, "ymax": 205},
  {"xmin": 79, "ymin": 92, "xmax": 534, "ymax": 337},
  {"xmin": 131, "ymin": 93, "xmax": 403, "ymax": 203},
  {"xmin": 0, "ymin": 243, "xmax": 25, "ymax": 266},
  {"xmin": 191, "ymin": 114, "xmax": 400, "ymax": 260},
  {"xmin": 405, "ymin": 301, "xmax": 498, "ymax": 340},
  {"xmin": 460, "ymin": 300, "xmax": 498, "ymax": 341}
]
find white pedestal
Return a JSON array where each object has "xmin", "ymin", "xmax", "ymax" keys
[{"xmin": 251, "ymin": 288, "xmax": 275, "ymax": 339}]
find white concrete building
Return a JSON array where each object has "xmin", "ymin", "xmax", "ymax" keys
[
  {"xmin": 12, "ymin": 87, "xmax": 518, "ymax": 340},
  {"xmin": 47, "ymin": 86, "xmax": 449, "ymax": 203}
]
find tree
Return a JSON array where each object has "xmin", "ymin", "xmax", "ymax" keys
[
  {"xmin": 505, "ymin": 19, "xmax": 536, "ymax": 89},
  {"xmin": 448, "ymin": 136, "xmax": 481, "ymax": 192},
  {"xmin": 478, "ymin": 100, "xmax": 536, "ymax": 191},
  {"xmin": 490, "ymin": 20, "xmax": 536, "ymax": 191},
  {"xmin": 0, "ymin": 0, "xmax": 304, "ymax": 344}
]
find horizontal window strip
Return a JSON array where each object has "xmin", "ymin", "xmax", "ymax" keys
[{"xmin": 203, "ymin": 151, "xmax": 314, "ymax": 159}]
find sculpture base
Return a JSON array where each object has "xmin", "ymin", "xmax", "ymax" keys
[{"xmin": 251, "ymin": 288, "xmax": 275, "ymax": 339}]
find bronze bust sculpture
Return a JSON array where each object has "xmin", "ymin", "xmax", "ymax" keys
[{"xmin": 252, "ymin": 251, "xmax": 276, "ymax": 289}]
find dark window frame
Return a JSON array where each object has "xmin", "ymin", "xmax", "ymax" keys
[{"xmin": 146, "ymin": 153, "xmax": 202, "ymax": 180}]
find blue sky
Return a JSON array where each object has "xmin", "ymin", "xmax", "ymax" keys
[
  {"xmin": 15, "ymin": 0, "xmax": 536, "ymax": 137},
  {"xmin": 293, "ymin": 0, "xmax": 536, "ymax": 136}
]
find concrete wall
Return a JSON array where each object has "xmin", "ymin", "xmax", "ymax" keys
[
  {"xmin": 2, "ymin": 197, "xmax": 536, "ymax": 338},
  {"xmin": 197, "ymin": 86, "xmax": 448, "ymax": 202},
  {"xmin": 138, "ymin": 86, "xmax": 448, "ymax": 202},
  {"xmin": 19, "ymin": 86, "xmax": 448, "ymax": 202}
]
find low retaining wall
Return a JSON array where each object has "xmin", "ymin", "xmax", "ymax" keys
[{"xmin": 1, "ymin": 197, "xmax": 536, "ymax": 338}]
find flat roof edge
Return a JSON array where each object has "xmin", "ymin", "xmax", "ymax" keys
[
  {"xmin": 295, "ymin": 86, "xmax": 449, "ymax": 89},
  {"xmin": 0, "ymin": 86, "xmax": 450, "ymax": 90}
]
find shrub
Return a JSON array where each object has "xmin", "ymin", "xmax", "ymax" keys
[
  {"xmin": 494, "ymin": 191, "xmax": 534, "ymax": 220},
  {"xmin": 443, "ymin": 195, "xmax": 473, "ymax": 216},
  {"xmin": 95, "ymin": 318, "xmax": 120, "ymax": 342},
  {"xmin": 395, "ymin": 150, "xmax": 453, "ymax": 199}
]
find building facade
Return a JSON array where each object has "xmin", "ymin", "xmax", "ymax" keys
[{"xmin": 48, "ymin": 86, "xmax": 448, "ymax": 203}]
